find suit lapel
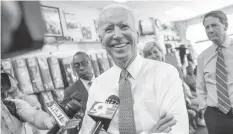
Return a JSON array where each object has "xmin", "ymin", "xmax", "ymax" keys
[{"xmin": 76, "ymin": 79, "xmax": 88, "ymax": 105}]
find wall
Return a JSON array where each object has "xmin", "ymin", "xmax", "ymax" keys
[
  {"xmin": 174, "ymin": 5, "xmax": 233, "ymax": 45},
  {"xmin": 14, "ymin": 1, "xmax": 105, "ymax": 59}
]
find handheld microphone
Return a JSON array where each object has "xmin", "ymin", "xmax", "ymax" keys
[
  {"xmin": 88, "ymin": 95, "xmax": 120, "ymax": 134},
  {"xmin": 47, "ymin": 92, "xmax": 85, "ymax": 134}
]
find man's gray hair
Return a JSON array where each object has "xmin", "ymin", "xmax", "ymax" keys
[
  {"xmin": 203, "ymin": 10, "xmax": 228, "ymax": 28},
  {"xmin": 96, "ymin": 4, "xmax": 138, "ymax": 35}
]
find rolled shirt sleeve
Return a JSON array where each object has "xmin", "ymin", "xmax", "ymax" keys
[{"xmin": 159, "ymin": 66, "xmax": 189, "ymax": 134}]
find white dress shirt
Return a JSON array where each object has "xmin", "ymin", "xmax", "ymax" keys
[
  {"xmin": 80, "ymin": 55, "xmax": 188, "ymax": 134},
  {"xmin": 196, "ymin": 36, "xmax": 233, "ymax": 110}
]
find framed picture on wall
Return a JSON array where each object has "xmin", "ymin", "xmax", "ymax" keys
[
  {"xmin": 63, "ymin": 11, "xmax": 83, "ymax": 41},
  {"xmin": 40, "ymin": 5, "xmax": 63, "ymax": 36},
  {"xmin": 80, "ymin": 20, "xmax": 98, "ymax": 42},
  {"xmin": 139, "ymin": 19, "xmax": 155, "ymax": 36}
]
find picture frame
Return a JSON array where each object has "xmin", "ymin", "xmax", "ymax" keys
[
  {"xmin": 139, "ymin": 19, "xmax": 155, "ymax": 36},
  {"xmin": 40, "ymin": 5, "xmax": 63, "ymax": 36}
]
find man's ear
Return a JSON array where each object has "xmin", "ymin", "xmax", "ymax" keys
[
  {"xmin": 98, "ymin": 34, "xmax": 106, "ymax": 49},
  {"xmin": 224, "ymin": 23, "xmax": 228, "ymax": 31},
  {"xmin": 101, "ymin": 43, "xmax": 106, "ymax": 49},
  {"xmin": 136, "ymin": 31, "xmax": 140, "ymax": 44}
]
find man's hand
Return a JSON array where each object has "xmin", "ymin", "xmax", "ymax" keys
[{"xmin": 150, "ymin": 113, "xmax": 177, "ymax": 133}]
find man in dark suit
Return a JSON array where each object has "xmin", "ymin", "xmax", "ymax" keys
[{"xmin": 63, "ymin": 51, "xmax": 94, "ymax": 134}]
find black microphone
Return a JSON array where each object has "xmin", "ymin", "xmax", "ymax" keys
[
  {"xmin": 47, "ymin": 92, "xmax": 85, "ymax": 134},
  {"xmin": 88, "ymin": 95, "xmax": 120, "ymax": 134}
]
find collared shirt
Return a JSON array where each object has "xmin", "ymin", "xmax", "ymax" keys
[
  {"xmin": 1, "ymin": 99, "xmax": 33, "ymax": 134},
  {"xmin": 80, "ymin": 77, "xmax": 95, "ymax": 92},
  {"xmin": 1, "ymin": 100, "xmax": 23, "ymax": 134},
  {"xmin": 196, "ymin": 36, "xmax": 233, "ymax": 110},
  {"xmin": 80, "ymin": 55, "xmax": 188, "ymax": 134}
]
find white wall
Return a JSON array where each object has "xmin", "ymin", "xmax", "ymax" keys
[
  {"xmin": 15, "ymin": 1, "xmax": 105, "ymax": 59},
  {"xmin": 175, "ymin": 5, "xmax": 233, "ymax": 55}
]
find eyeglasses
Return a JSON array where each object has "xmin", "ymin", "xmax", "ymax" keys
[
  {"xmin": 73, "ymin": 61, "xmax": 89, "ymax": 68},
  {"xmin": 1, "ymin": 72, "xmax": 11, "ymax": 92}
]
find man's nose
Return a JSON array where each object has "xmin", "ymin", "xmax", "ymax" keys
[
  {"xmin": 113, "ymin": 27, "xmax": 123, "ymax": 39},
  {"xmin": 207, "ymin": 27, "xmax": 214, "ymax": 34},
  {"xmin": 79, "ymin": 65, "xmax": 85, "ymax": 70}
]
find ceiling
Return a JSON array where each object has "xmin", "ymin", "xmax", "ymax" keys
[{"xmin": 55, "ymin": 0, "xmax": 233, "ymax": 22}]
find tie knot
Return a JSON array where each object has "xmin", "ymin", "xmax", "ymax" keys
[
  {"xmin": 120, "ymin": 69, "xmax": 129, "ymax": 79},
  {"xmin": 216, "ymin": 46, "xmax": 223, "ymax": 52},
  {"xmin": 88, "ymin": 81, "xmax": 92, "ymax": 86}
]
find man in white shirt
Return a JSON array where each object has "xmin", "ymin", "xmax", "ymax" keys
[{"xmin": 80, "ymin": 4, "xmax": 188, "ymax": 134}]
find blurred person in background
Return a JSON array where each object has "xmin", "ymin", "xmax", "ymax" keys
[
  {"xmin": 1, "ymin": 70, "xmax": 41, "ymax": 110},
  {"xmin": 1, "ymin": 1, "xmax": 22, "ymax": 53},
  {"xmin": 64, "ymin": 51, "xmax": 95, "ymax": 110},
  {"xmin": 1, "ymin": 71, "xmax": 56, "ymax": 134},
  {"xmin": 1, "ymin": 69, "xmax": 42, "ymax": 134},
  {"xmin": 62, "ymin": 51, "xmax": 95, "ymax": 134},
  {"xmin": 196, "ymin": 10, "xmax": 233, "ymax": 134},
  {"xmin": 1, "ymin": 1, "xmax": 54, "ymax": 134},
  {"xmin": 143, "ymin": 41, "xmax": 165, "ymax": 62}
]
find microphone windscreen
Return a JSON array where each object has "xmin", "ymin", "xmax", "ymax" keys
[
  {"xmin": 71, "ymin": 92, "xmax": 85, "ymax": 105},
  {"xmin": 106, "ymin": 95, "xmax": 120, "ymax": 104}
]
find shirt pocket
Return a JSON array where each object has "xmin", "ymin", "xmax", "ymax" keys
[{"xmin": 204, "ymin": 62, "xmax": 216, "ymax": 85}]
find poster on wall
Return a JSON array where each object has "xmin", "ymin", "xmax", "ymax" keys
[
  {"xmin": 81, "ymin": 20, "xmax": 98, "ymax": 42},
  {"xmin": 139, "ymin": 19, "xmax": 155, "ymax": 36},
  {"xmin": 40, "ymin": 5, "xmax": 63, "ymax": 36},
  {"xmin": 63, "ymin": 11, "xmax": 83, "ymax": 41}
]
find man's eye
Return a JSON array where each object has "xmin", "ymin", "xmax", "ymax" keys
[
  {"xmin": 121, "ymin": 25, "xmax": 129, "ymax": 30},
  {"xmin": 105, "ymin": 28, "xmax": 113, "ymax": 33},
  {"xmin": 212, "ymin": 24, "xmax": 217, "ymax": 27}
]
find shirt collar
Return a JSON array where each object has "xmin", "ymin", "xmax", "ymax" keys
[
  {"xmin": 80, "ymin": 77, "xmax": 95, "ymax": 84},
  {"xmin": 215, "ymin": 36, "xmax": 233, "ymax": 51},
  {"xmin": 113, "ymin": 54, "xmax": 143, "ymax": 80}
]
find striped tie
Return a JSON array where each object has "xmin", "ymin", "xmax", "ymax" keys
[
  {"xmin": 216, "ymin": 47, "xmax": 231, "ymax": 114},
  {"xmin": 118, "ymin": 69, "xmax": 136, "ymax": 134}
]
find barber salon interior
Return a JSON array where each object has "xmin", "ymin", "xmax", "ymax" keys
[{"xmin": 1, "ymin": 1, "xmax": 233, "ymax": 134}]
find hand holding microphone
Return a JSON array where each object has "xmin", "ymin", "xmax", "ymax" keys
[{"xmin": 47, "ymin": 92, "xmax": 85, "ymax": 134}]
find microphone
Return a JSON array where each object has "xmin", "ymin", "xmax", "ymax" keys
[
  {"xmin": 88, "ymin": 95, "xmax": 120, "ymax": 134},
  {"xmin": 47, "ymin": 92, "xmax": 85, "ymax": 134}
]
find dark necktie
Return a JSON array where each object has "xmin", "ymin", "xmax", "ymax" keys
[
  {"xmin": 216, "ymin": 47, "xmax": 231, "ymax": 114},
  {"xmin": 88, "ymin": 81, "xmax": 92, "ymax": 87},
  {"xmin": 118, "ymin": 69, "xmax": 136, "ymax": 134}
]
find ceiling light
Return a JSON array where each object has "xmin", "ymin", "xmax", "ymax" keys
[
  {"xmin": 113, "ymin": 0, "xmax": 128, "ymax": 3},
  {"xmin": 165, "ymin": 7, "xmax": 188, "ymax": 15}
]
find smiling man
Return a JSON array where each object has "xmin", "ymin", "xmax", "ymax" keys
[
  {"xmin": 80, "ymin": 4, "xmax": 188, "ymax": 134},
  {"xmin": 196, "ymin": 10, "xmax": 233, "ymax": 134}
]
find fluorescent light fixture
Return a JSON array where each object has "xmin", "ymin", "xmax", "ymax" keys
[
  {"xmin": 113, "ymin": 0, "xmax": 128, "ymax": 3},
  {"xmin": 165, "ymin": 7, "xmax": 188, "ymax": 15},
  {"xmin": 164, "ymin": 6, "xmax": 191, "ymax": 20}
]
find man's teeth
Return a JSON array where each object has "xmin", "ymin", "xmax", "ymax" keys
[{"xmin": 113, "ymin": 44, "xmax": 127, "ymax": 48}]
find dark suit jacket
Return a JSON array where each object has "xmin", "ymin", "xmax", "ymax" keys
[
  {"xmin": 63, "ymin": 79, "xmax": 89, "ymax": 110},
  {"xmin": 63, "ymin": 79, "xmax": 89, "ymax": 134}
]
